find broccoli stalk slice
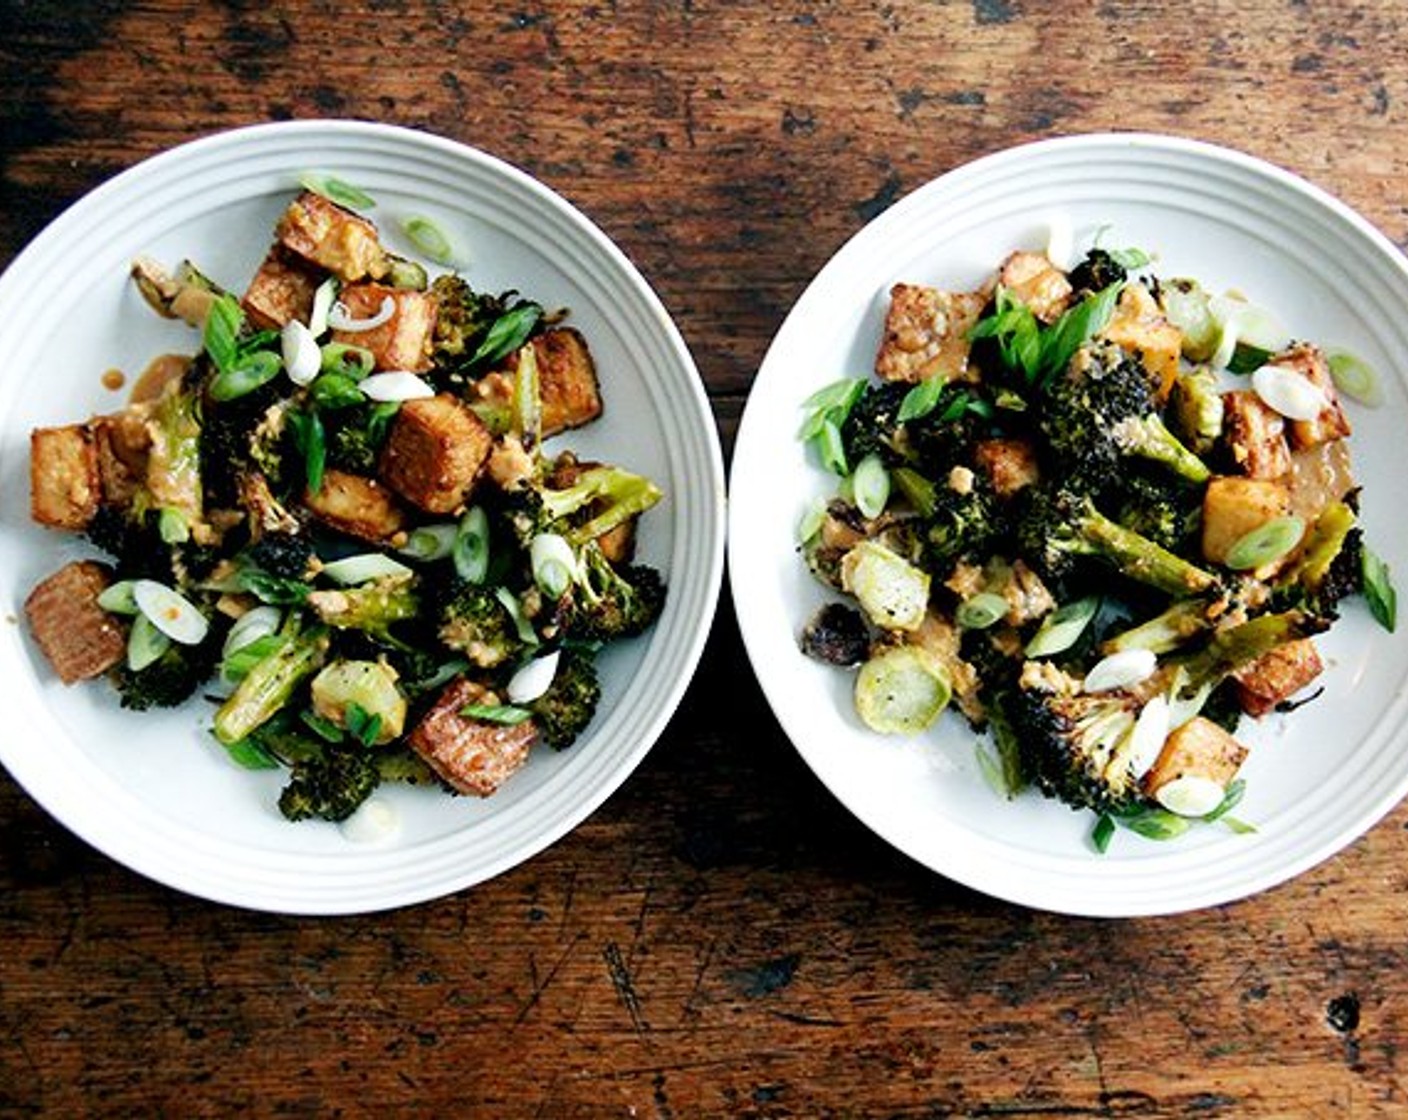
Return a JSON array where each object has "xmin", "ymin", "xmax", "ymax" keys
[
  {"xmin": 213, "ymin": 626, "xmax": 330, "ymax": 745},
  {"xmin": 305, "ymin": 574, "xmax": 420, "ymax": 642},
  {"xmin": 1103, "ymin": 598, "xmax": 1216, "ymax": 655},
  {"xmin": 542, "ymin": 466, "xmax": 663, "ymax": 546},
  {"xmin": 1168, "ymin": 610, "xmax": 1306, "ymax": 690},
  {"xmin": 1057, "ymin": 497, "xmax": 1217, "ymax": 597},
  {"xmin": 1110, "ymin": 414, "xmax": 1212, "ymax": 484}
]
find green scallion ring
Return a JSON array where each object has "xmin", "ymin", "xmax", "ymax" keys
[
  {"xmin": 298, "ymin": 173, "xmax": 376, "ymax": 210},
  {"xmin": 851, "ymin": 453, "xmax": 890, "ymax": 519},
  {"xmin": 956, "ymin": 591, "xmax": 1009, "ymax": 630},
  {"xmin": 1225, "ymin": 515, "xmax": 1306, "ymax": 570},
  {"xmin": 402, "ymin": 216, "xmax": 455, "ymax": 264},
  {"xmin": 1024, "ymin": 595, "xmax": 1100, "ymax": 657},
  {"xmin": 209, "ymin": 351, "xmax": 283, "ymax": 401}
]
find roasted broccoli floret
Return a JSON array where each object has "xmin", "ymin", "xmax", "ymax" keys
[
  {"xmin": 84, "ymin": 505, "xmax": 221, "ymax": 590},
  {"xmin": 923, "ymin": 477, "xmax": 1006, "ymax": 575},
  {"xmin": 247, "ymin": 530, "xmax": 315, "ymax": 581},
  {"xmin": 1015, "ymin": 485, "xmax": 1217, "ymax": 598},
  {"xmin": 562, "ymin": 542, "xmax": 666, "ymax": 643},
  {"xmin": 436, "ymin": 581, "xmax": 529, "ymax": 668},
  {"xmin": 1112, "ymin": 472, "xmax": 1201, "ymax": 554},
  {"xmin": 1166, "ymin": 365, "xmax": 1225, "ymax": 456},
  {"xmin": 1271, "ymin": 500, "xmax": 1363, "ymax": 628},
  {"xmin": 528, "ymin": 648, "xmax": 602, "ymax": 749},
  {"xmin": 199, "ymin": 380, "xmax": 296, "ymax": 506},
  {"xmin": 1010, "ymin": 611, "xmax": 1305, "ymax": 813},
  {"xmin": 1040, "ymin": 341, "xmax": 1210, "ymax": 491},
  {"xmin": 277, "ymin": 744, "xmax": 380, "ymax": 822},
  {"xmin": 839, "ymin": 381, "xmax": 911, "ymax": 468},
  {"xmin": 323, "ymin": 404, "xmax": 398, "ymax": 476},
  {"xmin": 800, "ymin": 602, "xmax": 872, "ymax": 667},
  {"xmin": 1067, "ymin": 248, "xmax": 1129, "ymax": 296},
  {"xmin": 111, "ymin": 628, "xmax": 225, "ymax": 711}
]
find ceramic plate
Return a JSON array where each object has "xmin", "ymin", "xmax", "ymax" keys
[
  {"xmin": 730, "ymin": 133, "xmax": 1408, "ymax": 916},
  {"xmin": 0, "ymin": 121, "xmax": 725, "ymax": 914}
]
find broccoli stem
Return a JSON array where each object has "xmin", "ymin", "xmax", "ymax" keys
[
  {"xmin": 213, "ymin": 627, "xmax": 330, "ymax": 745},
  {"xmin": 542, "ymin": 466, "xmax": 663, "ymax": 546},
  {"xmin": 1076, "ymin": 503, "xmax": 1217, "ymax": 597},
  {"xmin": 1111, "ymin": 415, "xmax": 1211, "ymax": 484},
  {"xmin": 1103, "ymin": 598, "xmax": 1215, "ymax": 654},
  {"xmin": 1173, "ymin": 610, "xmax": 1304, "ymax": 688}
]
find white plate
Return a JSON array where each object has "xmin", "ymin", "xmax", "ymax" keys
[
  {"xmin": 730, "ymin": 133, "xmax": 1408, "ymax": 917},
  {"xmin": 0, "ymin": 121, "xmax": 725, "ymax": 914}
]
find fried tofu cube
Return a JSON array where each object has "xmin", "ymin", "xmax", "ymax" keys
[
  {"xmin": 997, "ymin": 250, "xmax": 1072, "ymax": 323},
  {"xmin": 1201, "ymin": 476, "xmax": 1292, "ymax": 568},
  {"xmin": 24, "ymin": 560, "xmax": 127, "ymax": 684},
  {"xmin": 1232, "ymin": 637, "xmax": 1325, "ymax": 718},
  {"xmin": 1099, "ymin": 283, "xmax": 1182, "ymax": 402},
  {"xmin": 531, "ymin": 328, "xmax": 603, "ymax": 434},
  {"xmin": 378, "ymin": 394, "xmax": 493, "ymax": 515},
  {"xmin": 973, "ymin": 437, "xmax": 1040, "ymax": 498},
  {"xmin": 330, "ymin": 283, "xmax": 437, "ymax": 372},
  {"xmin": 1142, "ymin": 716, "xmax": 1248, "ymax": 799},
  {"xmin": 31, "ymin": 424, "xmax": 101, "ymax": 530},
  {"xmin": 408, "ymin": 676, "xmax": 536, "ymax": 796},
  {"xmin": 274, "ymin": 190, "xmax": 388, "ymax": 282},
  {"xmin": 1222, "ymin": 389, "xmax": 1291, "ymax": 479},
  {"xmin": 242, "ymin": 245, "xmax": 325, "ymax": 330},
  {"xmin": 1269, "ymin": 343, "xmax": 1353, "ymax": 449},
  {"xmin": 875, "ymin": 282, "xmax": 987, "ymax": 384},
  {"xmin": 303, "ymin": 469, "xmax": 408, "ymax": 543}
]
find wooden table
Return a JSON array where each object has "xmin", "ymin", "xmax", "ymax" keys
[{"xmin": 4, "ymin": 2, "xmax": 1407, "ymax": 1114}]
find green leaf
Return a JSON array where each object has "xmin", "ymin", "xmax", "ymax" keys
[
  {"xmin": 1362, "ymin": 543, "xmax": 1397, "ymax": 632},
  {"xmin": 471, "ymin": 303, "xmax": 542, "ymax": 366},
  {"xmin": 203, "ymin": 294, "xmax": 243, "ymax": 374},
  {"xmin": 898, "ymin": 379, "xmax": 946, "ymax": 423},
  {"xmin": 345, "ymin": 702, "xmax": 383, "ymax": 748},
  {"xmin": 1037, "ymin": 281, "xmax": 1124, "ymax": 388},
  {"xmin": 237, "ymin": 568, "xmax": 312, "ymax": 606},
  {"xmin": 298, "ymin": 172, "xmax": 376, "ymax": 210},
  {"xmin": 1091, "ymin": 813, "xmax": 1117, "ymax": 854},
  {"xmin": 459, "ymin": 703, "xmax": 534, "ymax": 725}
]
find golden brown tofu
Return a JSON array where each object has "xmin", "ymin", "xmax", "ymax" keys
[
  {"xmin": 378, "ymin": 394, "xmax": 493, "ymax": 515},
  {"xmin": 24, "ymin": 560, "xmax": 127, "ymax": 684},
  {"xmin": 408, "ymin": 677, "xmax": 536, "ymax": 796},
  {"xmin": 1222, "ymin": 389, "xmax": 1291, "ymax": 480},
  {"xmin": 532, "ymin": 328, "xmax": 604, "ymax": 434},
  {"xmin": 1269, "ymin": 343, "xmax": 1353, "ymax": 449},
  {"xmin": 30, "ymin": 424, "xmax": 101, "ymax": 530},
  {"xmin": 1142, "ymin": 716, "xmax": 1247, "ymax": 798},
  {"xmin": 997, "ymin": 250, "xmax": 1071, "ymax": 323},
  {"xmin": 303, "ymin": 469, "xmax": 408, "ymax": 543},
  {"xmin": 90, "ymin": 413, "xmax": 148, "ymax": 508},
  {"xmin": 242, "ymin": 246, "xmax": 325, "ymax": 330},
  {"xmin": 1201, "ymin": 476, "xmax": 1292, "ymax": 568},
  {"xmin": 274, "ymin": 191, "xmax": 388, "ymax": 282},
  {"xmin": 875, "ymin": 282, "xmax": 986, "ymax": 384},
  {"xmin": 1099, "ymin": 283, "xmax": 1182, "ymax": 402},
  {"xmin": 973, "ymin": 437, "xmax": 1040, "ymax": 499},
  {"xmin": 330, "ymin": 283, "xmax": 438, "ymax": 372},
  {"xmin": 1232, "ymin": 638, "xmax": 1325, "ymax": 718}
]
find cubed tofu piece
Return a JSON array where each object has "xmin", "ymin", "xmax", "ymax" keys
[
  {"xmin": 91, "ymin": 411, "xmax": 151, "ymax": 507},
  {"xmin": 1201, "ymin": 476, "xmax": 1292, "ymax": 567},
  {"xmin": 378, "ymin": 394, "xmax": 493, "ymax": 515},
  {"xmin": 30, "ymin": 424, "xmax": 101, "ymax": 530},
  {"xmin": 973, "ymin": 437, "xmax": 1040, "ymax": 498},
  {"xmin": 242, "ymin": 245, "xmax": 326, "ymax": 330},
  {"xmin": 24, "ymin": 560, "xmax": 127, "ymax": 684},
  {"xmin": 274, "ymin": 190, "xmax": 388, "ymax": 282},
  {"xmin": 1268, "ymin": 343, "xmax": 1353, "ymax": 449},
  {"xmin": 997, "ymin": 250, "xmax": 1072, "ymax": 323},
  {"xmin": 1232, "ymin": 637, "xmax": 1325, "ymax": 718},
  {"xmin": 408, "ymin": 676, "xmax": 536, "ymax": 796},
  {"xmin": 1098, "ymin": 283, "xmax": 1182, "ymax": 402},
  {"xmin": 303, "ymin": 469, "xmax": 408, "ymax": 543},
  {"xmin": 531, "ymin": 327, "xmax": 603, "ymax": 434},
  {"xmin": 875, "ymin": 283, "xmax": 986, "ymax": 384},
  {"xmin": 1142, "ymin": 715, "xmax": 1248, "ymax": 798},
  {"xmin": 330, "ymin": 283, "xmax": 437, "ymax": 372},
  {"xmin": 1222, "ymin": 389, "xmax": 1291, "ymax": 479}
]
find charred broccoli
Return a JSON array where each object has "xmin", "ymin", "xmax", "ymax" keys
[
  {"xmin": 111, "ymin": 629, "xmax": 225, "ymax": 711},
  {"xmin": 436, "ymin": 581, "xmax": 529, "ymax": 668},
  {"xmin": 1067, "ymin": 248, "xmax": 1130, "ymax": 296},
  {"xmin": 1040, "ymin": 342, "xmax": 1210, "ymax": 492},
  {"xmin": 528, "ymin": 648, "xmax": 602, "ymax": 749},
  {"xmin": 85, "ymin": 505, "xmax": 221, "ymax": 590},
  {"xmin": 277, "ymin": 744, "xmax": 380, "ymax": 822},
  {"xmin": 1015, "ymin": 485, "xmax": 1217, "ymax": 598},
  {"xmin": 562, "ymin": 542, "xmax": 666, "ymax": 643},
  {"xmin": 923, "ymin": 478, "xmax": 1005, "ymax": 575},
  {"xmin": 246, "ymin": 530, "xmax": 315, "ymax": 581},
  {"xmin": 1011, "ymin": 611, "xmax": 1306, "ymax": 813},
  {"xmin": 306, "ymin": 574, "xmax": 420, "ymax": 644}
]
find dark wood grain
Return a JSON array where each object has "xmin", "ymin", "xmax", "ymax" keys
[{"xmin": 5, "ymin": 1, "xmax": 1408, "ymax": 1115}]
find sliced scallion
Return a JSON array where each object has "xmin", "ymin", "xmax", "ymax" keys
[
  {"xmin": 530, "ymin": 533, "xmax": 577, "ymax": 599},
  {"xmin": 97, "ymin": 580, "xmax": 140, "ymax": 615},
  {"xmin": 132, "ymin": 579, "xmax": 209, "ymax": 646},
  {"xmin": 402, "ymin": 215, "xmax": 455, "ymax": 265},
  {"xmin": 209, "ymin": 350, "xmax": 283, "ymax": 401},
  {"xmin": 298, "ymin": 172, "xmax": 376, "ymax": 211},
  {"xmin": 453, "ymin": 506, "xmax": 490, "ymax": 583},
  {"xmin": 308, "ymin": 277, "xmax": 338, "ymax": 338},
  {"xmin": 1327, "ymin": 349, "xmax": 1384, "ymax": 408},
  {"xmin": 398, "ymin": 524, "xmax": 458, "ymax": 562},
  {"xmin": 459, "ymin": 703, "xmax": 534, "ymax": 726},
  {"xmin": 127, "ymin": 613, "xmax": 172, "ymax": 671},
  {"xmin": 851, "ymin": 453, "xmax": 890, "ymax": 519},
  {"xmin": 320, "ymin": 342, "xmax": 375, "ymax": 379},
  {"xmin": 1024, "ymin": 596, "xmax": 1100, "ymax": 657},
  {"xmin": 955, "ymin": 591, "xmax": 1008, "ymax": 631},
  {"xmin": 1224, "ymin": 515, "xmax": 1305, "ymax": 571},
  {"xmin": 320, "ymin": 553, "xmax": 413, "ymax": 586}
]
